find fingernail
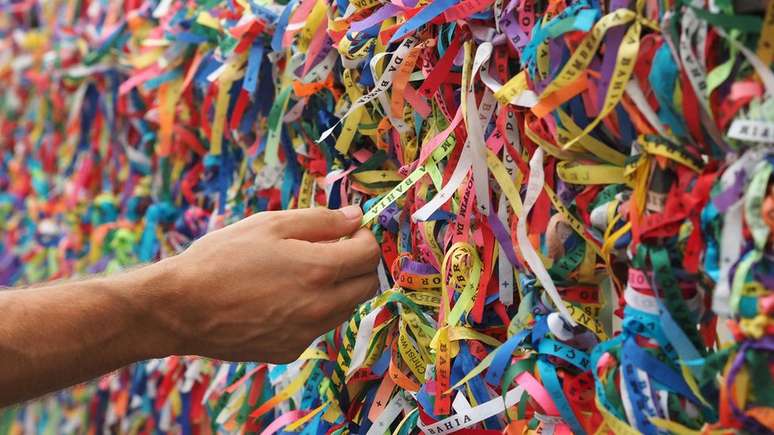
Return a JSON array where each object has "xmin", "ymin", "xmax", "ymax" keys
[{"xmin": 339, "ymin": 205, "xmax": 362, "ymax": 220}]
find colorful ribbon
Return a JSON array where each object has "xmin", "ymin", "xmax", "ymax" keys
[{"xmin": 1, "ymin": 0, "xmax": 773, "ymax": 434}]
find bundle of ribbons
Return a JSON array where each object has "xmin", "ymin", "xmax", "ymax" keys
[{"xmin": 1, "ymin": 0, "xmax": 773, "ymax": 433}]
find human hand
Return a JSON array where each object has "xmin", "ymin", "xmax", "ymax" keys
[{"xmin": 149, "ymin": 206, "xmax": 380, "ymax": 363}]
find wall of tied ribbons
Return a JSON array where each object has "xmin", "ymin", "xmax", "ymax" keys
[{"xmin": 1, "ymin": 0, "xmax": 773, "ymax": 433}]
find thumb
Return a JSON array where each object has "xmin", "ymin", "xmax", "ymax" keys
[{"xmin": 272, "ymin": 206, "xmax": 362, "ymax": 241}]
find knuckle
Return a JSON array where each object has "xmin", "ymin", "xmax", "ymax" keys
[
  {"xmin": 304, "ymin": 263, "xmax": 335, "ymax": 286},
  {"xmin": 263, "ymin": 213, "xmax": 289, "ymax": 234},
  {"xmin": 304, "ymin": 207, "xmax": 337, "ymax": 228},
  {"xmin": 330, "ymin": 256, "xmax": 344, "ymax": 282},
  {"xmin": 366, "ymin": 243, "xmax": 381, "ymax": 268},
  {"xmin": 305, "ymin": 301, "xmax": 332, "ymax": 321},
  {"xmin": 320, "ymin": 207, "xmax": 342, "ymax": 225}
]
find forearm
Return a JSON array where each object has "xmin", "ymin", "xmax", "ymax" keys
[
  {"xmin": 0, "ymin": 259, "xmax": 178, "ymax": 407},
  {"xmin": 0, "ymin": 206, "xmax": 379, "ymax": 407}
]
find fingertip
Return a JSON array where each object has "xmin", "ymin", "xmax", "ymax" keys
[
  {"xmin": 335, "ymin": 206, "xmax": 363, "ymax": 236},
  {"xmin": 322, "ymin": 228, "xmax": 380, "ymax": 279},
  {"xmin": 338, "ymin": 205, "xmax": 362, "ymax": 221},
  {"xmin": 352, "ymin": 228, "xmax": 382, "ymax": 269},
  {"xmin": 351, "ymin": 227, "xmax": 375, "ymax": 240},
  {"xmin": 353, "ymin": 228, "xmax": 380, "ymax": 259}
]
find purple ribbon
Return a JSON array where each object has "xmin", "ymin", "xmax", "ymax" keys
[
  {"xmin": 725, "ymin": 336, "xmax": 774, "ymax": 432},
  {"xmin": 401, "ymin": 258, "xmax": 439, "ymax": 275}
]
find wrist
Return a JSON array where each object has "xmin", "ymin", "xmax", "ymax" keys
[{"xmin": 113, "ymin": 257, "xmax": 189, "ymax": 360}]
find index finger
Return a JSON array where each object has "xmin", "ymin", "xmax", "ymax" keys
[{"xmin": 320, "ymin": 228, "xmax": 381, "ymax": 280}]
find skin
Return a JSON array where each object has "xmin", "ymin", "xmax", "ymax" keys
[{"xmin": 0, "ymin": 205, "xmax": 380, "ymax": 407}]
